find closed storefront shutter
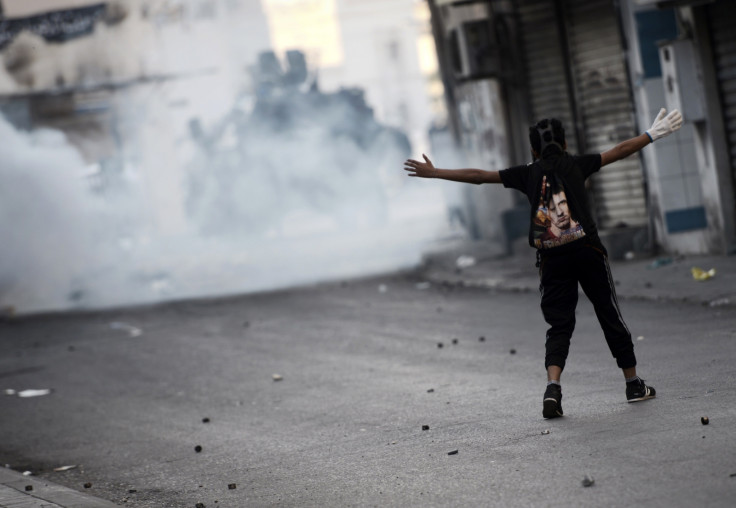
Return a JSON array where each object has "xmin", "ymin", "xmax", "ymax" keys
[
  {"xmin": 516, "ymin": 0, "xmax": 578, "ymax": 154},
  {"xmin": 566, "ymin": 0, "xmax": 647, "ymax": 229},
  {"xmin": 706, "ymin": 0, "xmax": 736, "ymax": 185},
  {"xmin": 518, "ymin": 0, "xmax": 646, "ymax": 230}
]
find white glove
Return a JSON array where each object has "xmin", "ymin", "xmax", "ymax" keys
[{"xmin": 646, "ymin": 108, "xmax": 683, "ymax": 141}]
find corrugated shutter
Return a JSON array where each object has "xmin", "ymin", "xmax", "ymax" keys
[
  {"xmin": 566, "ymin": 0, "xmax": 646, "ymax": 229},
  {"xmin": 707, "ymin": 0, "xmax": 736, "ymax": 185},
  {"xmin": 517, "ymin": 0, "xmax": 578, "ymax": 154}
]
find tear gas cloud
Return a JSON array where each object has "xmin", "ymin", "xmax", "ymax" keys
[{"xmin": 0, "ymin": 2, "xmax": 453, "ymax": 316}]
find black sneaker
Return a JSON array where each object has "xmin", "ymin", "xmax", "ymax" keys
[
  {"xmin": 626, "ymin": 378, "xmax": 656, "ymax": 402},
  {"xmin": 543, "ymin": 384, "xmax": 563, "ymax": 419}
]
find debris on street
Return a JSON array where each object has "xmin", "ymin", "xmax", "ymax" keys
[
  {"xmin": 228, "ymin": 483, "xmax": 237, "ymax": 489},
  {"xmin": 709, "ymin": 298, "xmax": 731, "ymax": 307},
  {"xmin": 701, "ymin": 416, "xmax": 709, "ymax": 425},
  {"xmin": 109, "ymin": 321, "xmax": 143, "ymax": 337},
  {"xmin": 437, "ymin": 342, "xmax": 444, "ymax": 348},
  {"xmin": 53, "ymin": 465, "xmax": 78, "ymax": 472},
  {"xmin": 648, "ymin": 257, "xmax": 673, "ymax": 269},
  {"xmin": 84, "ymin": 482, "xmax": 92, "ymax": 488},
  {"xmin": 456, "ymin": 256, "xmax": 476, "ymax": 269},
  {"xmin": 17, "ymin": 389, "xmax": 52, "ymax": 398},
  {"xmin": 427, "ymin": 388, "xmax": 434, "ymax": 393},
  {"xmin": 509, "ymin": 349, "xmax": 517, "ymax": 355},
  {"xmin": 202, "ymin": 417, "xmax": 210, "ymax": 423},
  {"xmin": 541, "ymin": 430, "xmax": 550, "ymax": 435},
  {"xmin": 422, "ymin": 425, "xmax": 430, "ymax": 431},
  {"xmin": 478, "ymin": 336, "xmax": 485, "ymax": 342},
  {"xmin": 25, "ymin": 485, "xmax": 32, "ymax": 491},
  {"xmin": 691, "ymin": 267, "xmax": 716, "ymax": 281},
  {"xmin": 196, "ymin": 503, "xmax": 206, "ymax": 508},
  {"xmin": 637, "ymin": 336, "xmax": 645, "ymax": 341},
  {"xmin": 272, "ymin": 374, "xmax": 283, "ymax": 381},
  {"xmin": 451, "ymin": 338, "xmax": 458, "ymax": 345},
  {"xmin": 22, "ymin": 471, "xmax": 32, "ymax": 476},
  {"xmin": 447, "ymin": 449, "xmax": 458, "ymax": 455},
  {"xmin": 581, "ymin": 475, "xmax": 595, "ymax": 487},
  {"xmin": 195, "ymin": 445, "xmax": 203, "ymax": 453}
]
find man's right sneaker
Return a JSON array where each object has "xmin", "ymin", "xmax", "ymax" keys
[
  {"xmin": 626, "ymin": 378, "xmax": 656, "ymax": 402},
  {"xmin": 543, "ymin": 384, "xmax": 563, "ymax": 419}
]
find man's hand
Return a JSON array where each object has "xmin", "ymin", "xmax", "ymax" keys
[
  {"xmin": 404, "ymin": 154, "xmax": 436, "ymax": 178},
  {"xmin": 646, "ymin": 108, "xmax": 683, "ymax": 141}
]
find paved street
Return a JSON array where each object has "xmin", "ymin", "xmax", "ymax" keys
[{"xmin": 1, "ymin": 263, "xmax": 736, "ymax": 507}]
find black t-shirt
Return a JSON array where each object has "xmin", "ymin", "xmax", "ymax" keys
[{"xmin": 500, "ymin": 153, "xmax": 603, "ymax": 253}]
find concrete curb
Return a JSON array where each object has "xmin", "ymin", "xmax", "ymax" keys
[
  {"xmin": 418, "ymin": 241, "xmax": 736, "ymax": 308},
  {"xmin": 0, "ymin": 467, "xmax": 118, "ymax": 508}
]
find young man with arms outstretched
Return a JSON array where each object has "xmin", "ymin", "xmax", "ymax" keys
[{"xmin": 404, "ymin": 108, "xmax": 683, "ymax": 418}]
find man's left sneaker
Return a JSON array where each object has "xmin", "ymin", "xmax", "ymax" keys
[
  {"xmin": 626, "ymin": 378, "xmax": 656, "ymax": 402},
  {"xmin": 543, "ymin": 384, "xmax": 563, "ymax": 419}
]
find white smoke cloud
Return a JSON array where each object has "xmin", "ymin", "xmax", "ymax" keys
[{"xmin": 0, "ymin": 1, "xmax": 454, "ymax": 316}]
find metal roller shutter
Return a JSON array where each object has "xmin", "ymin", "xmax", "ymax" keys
[
  {"xmin": 517, "ymin": 0, "xmax": 578, "ymax": 154},
  {"xmin": 566, "ymin": 0, "xmax": 647, "ymax": 229},
  {"xmin": 706, "ymin": 0, "xmax": 736, "ymax": 185}
]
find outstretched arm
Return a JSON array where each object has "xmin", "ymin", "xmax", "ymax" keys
[
  {"xmin": 601, "ymin": 108, "xmax": 683, "ymax": 167},
  {"xmin": 404, "ymin": 154, "xmax": 501, "ymax": 185}
]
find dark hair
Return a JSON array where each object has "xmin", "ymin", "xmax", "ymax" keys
[{"xmin": 529, "ymin": 118, "xmax": 565, "ymax": 158}]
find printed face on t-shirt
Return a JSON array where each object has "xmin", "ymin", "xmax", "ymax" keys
[
  {"xmin": 533, "ymin": 180, "xmax": 585, "ymax": 249},
  {"xmin": 548, "ymin": 191, "xmax": 573, "ymax": 233}
]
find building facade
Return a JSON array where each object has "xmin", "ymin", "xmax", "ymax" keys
[{"xmin": 429, "ymin": 0, "xmax": 736, "ymax": 256}]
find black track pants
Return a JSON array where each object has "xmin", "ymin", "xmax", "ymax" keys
[{"xmin": 539, "ymin": 245, "xmax": 636, "ymax": 371}]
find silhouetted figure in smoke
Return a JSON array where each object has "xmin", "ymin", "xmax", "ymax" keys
[{"xmin": 184, "ymin": 50, "xmax": 411, "ymax": 236}]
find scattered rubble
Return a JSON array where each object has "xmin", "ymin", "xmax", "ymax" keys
[
  {"xmin": 447, "ymin": 450, "xmax": 458, "ymax": 455},
  {"xmin": 422, "ymin": 425, "xmax": 430, "ymax": 431},
  {"xmin": 541, "ymin": 430, "xmax": 550, "ymax": 435},
  {"xmin": 228, "ymin": 483, "xmax": 237, "ymax": 490},
  {"xmin": 581, "ymin": 475, "xmax": 595, "ymax": 487},
  {"xmin": 701, "ymin": 416, "xmax": 709, "ymax": 425}
]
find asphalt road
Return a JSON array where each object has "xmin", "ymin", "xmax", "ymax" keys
[{"xmin": 1, "ymin": 272, "xmax": 736, "ymax": 507}]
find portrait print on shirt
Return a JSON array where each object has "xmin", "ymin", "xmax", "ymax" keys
[{"xmin": 532, "ymin": 174, "xmax": 585, "ymax": 249}]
